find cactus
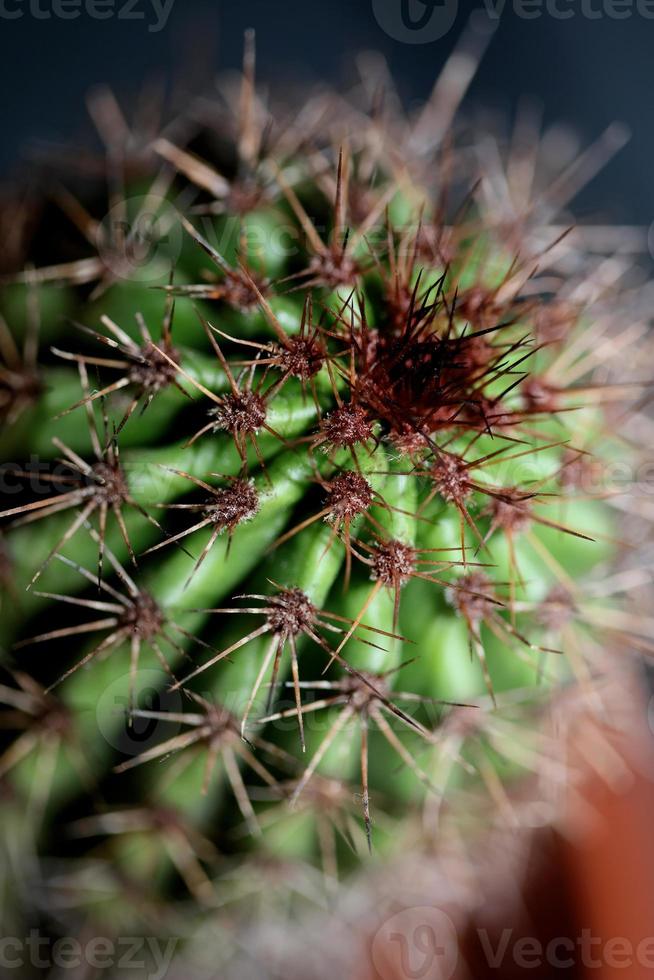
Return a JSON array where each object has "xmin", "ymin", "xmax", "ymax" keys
[{"xmin": 0, "ymin": 26, "xmax": 649, "ymax": 972}]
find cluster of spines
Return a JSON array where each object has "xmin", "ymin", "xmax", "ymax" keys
[{"xmin": 0, "ymin": 25, "xmax": 649, "ymax": 927}]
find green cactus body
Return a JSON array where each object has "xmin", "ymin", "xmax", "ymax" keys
[{"xmin": 0, "ymin": 32, "xmax": 645, "ymax": 963}]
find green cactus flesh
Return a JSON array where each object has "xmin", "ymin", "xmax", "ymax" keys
[{"xmin": 0, "ymin": 40, "xmax": 643, "ymax": 940}]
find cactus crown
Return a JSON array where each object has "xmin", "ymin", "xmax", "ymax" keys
[{"xmin": 0, "ymin": 27, "xmax": 647, "ymax": 940}]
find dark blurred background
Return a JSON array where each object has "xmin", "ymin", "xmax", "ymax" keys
[{"xmin": 0, "ymin": 0, "xmax": 653, "ymax": 226}]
